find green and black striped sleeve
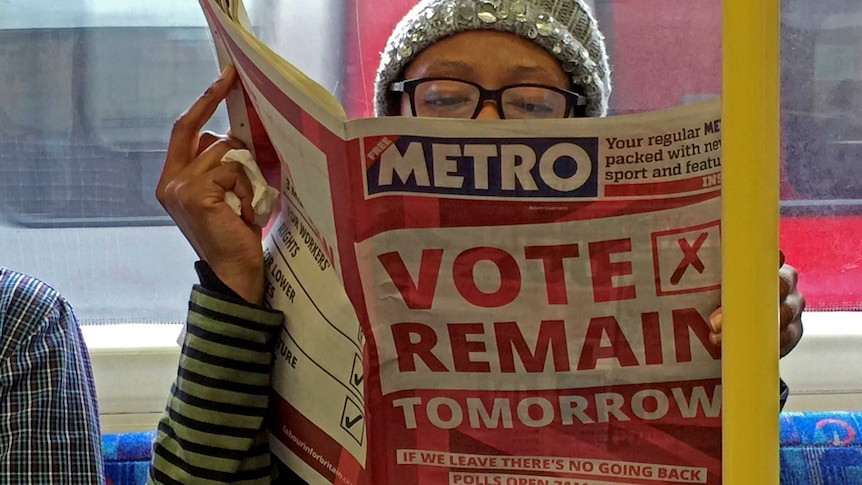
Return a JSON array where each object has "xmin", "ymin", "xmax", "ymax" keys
[{"xmin": 149, "ymin": 284, "xmax": 284, "ymax": 485}]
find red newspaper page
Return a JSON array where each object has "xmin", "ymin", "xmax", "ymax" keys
[
  {"xmin": 201, "ymin": 1, "xmax": 724, "ymax": 484},
  {"xmin": 342, "ymin": 112, "xmax": 722, "ymax": 485}
]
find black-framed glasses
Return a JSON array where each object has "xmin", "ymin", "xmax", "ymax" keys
[{"xmin": 390, "ymin": 77, "xmax": 587, "ymax": 119}]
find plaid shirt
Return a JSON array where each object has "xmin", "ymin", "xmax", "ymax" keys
[{"xmin": 0, "ymin": 268, "xmax": 104, "ymax": 484}]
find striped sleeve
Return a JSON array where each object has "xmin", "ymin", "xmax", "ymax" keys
[{"xmin": 150, "ymin": 285, "xmax": 284, "ymax": 485}]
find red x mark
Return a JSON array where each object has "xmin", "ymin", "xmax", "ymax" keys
[{"xmin": 670, "ymin": 232, "xmax": 709, "ymax": 285}]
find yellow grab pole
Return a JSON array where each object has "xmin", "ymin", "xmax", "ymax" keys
[{"xmin": 721, "ymin": 0, "xmax": 780, "ymax": 483}]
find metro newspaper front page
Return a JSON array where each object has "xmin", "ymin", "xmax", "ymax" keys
[{"xmin": 201, "ymin": 1, "xmax": 724, "ymax": 484}]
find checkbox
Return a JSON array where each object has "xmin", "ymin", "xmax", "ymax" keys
[
  {"xmin": 340, "ymin": 397, "xmax": 365, "ymax": 445},
  {"xmin": 350, "ymin": 354, "xmax": 364, "ymax": 391},
  {"xmin": 651, "ymin": 221, "xmax": 721, "ymax": 296}
]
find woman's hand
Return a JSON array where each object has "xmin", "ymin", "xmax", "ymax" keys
[
  {"xmin": 707, "ymin": 251, "xmax": 804, "ymax": 358},
  {"xmin": 155, "ymin": 66, "xmax": 266, "ymax": 303},
  {"xmin": 777, "ymin": 251, "xmax": 804, "ymax": 357}
]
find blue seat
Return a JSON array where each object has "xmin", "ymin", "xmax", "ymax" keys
[{"xmin": 102, "ymin": 431, "xmax": 157, "ymax": 485}]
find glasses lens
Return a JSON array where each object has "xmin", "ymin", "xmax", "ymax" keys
[
  {"xmin": 502, "ymin": 87, "xmax": 568, "ymax": 119},
  {"xmin": 413, "ymin": 80, "xmax": 480, "ymax": 118}
]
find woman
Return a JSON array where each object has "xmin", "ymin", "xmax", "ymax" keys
[{"xmin": 150, "ymin": 1, "xmax": 803, "ymax": 483}]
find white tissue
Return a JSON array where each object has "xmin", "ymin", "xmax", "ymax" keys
[{"xmin": 221, "ymin": 149, "xmax": 279, "ymax": 227}]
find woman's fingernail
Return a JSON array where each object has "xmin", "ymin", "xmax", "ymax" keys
[
  {"xmin": 218, "ymin": 65, "xmax": 236, "ymax": 81},
  {"xmin": 708, "ymin": 310, "xmax": 721, "ymax": 331}
]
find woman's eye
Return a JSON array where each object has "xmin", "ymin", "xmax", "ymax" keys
[
  {"xmin": 422, "ymin": 93, "xmax": 472, "ymax": 108},
  {"xmin": 507, "ymin": 99, "xmax": 554, "ymax": 114}
]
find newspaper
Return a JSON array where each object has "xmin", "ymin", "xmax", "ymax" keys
[{"xmin": 200, "ymin": 1, "xmax": 724, "ymax": 484}]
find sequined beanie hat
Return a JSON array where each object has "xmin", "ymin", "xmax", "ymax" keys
[{"xmin": 374, "ymin": 0, "xmax": 611, "ymax": 117}]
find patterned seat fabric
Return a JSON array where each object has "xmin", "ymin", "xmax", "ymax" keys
[
  {"xmin": 101, "ymin": 431, "xmax": 157, "ymax": 485},
  {"xmin": 780, "ymin": 411, "xmax": 862, "ymax": 485}
]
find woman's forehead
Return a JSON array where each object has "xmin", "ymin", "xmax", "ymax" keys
[{"xmin": 404, "ymin": 30, "xmax": 568, "ymax": 83}]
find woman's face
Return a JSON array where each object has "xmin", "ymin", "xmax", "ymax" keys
[{"xmin": 401, "ymin": 30, "xmax": 570, "ymax": 119}]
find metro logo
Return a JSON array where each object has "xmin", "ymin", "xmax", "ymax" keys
[{"xmin": 366, "ymin": 136, "xmax": 599, "ymax": 198}]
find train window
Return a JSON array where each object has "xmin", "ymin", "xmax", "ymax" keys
[
  {"xmin": 0, "ymin": 1, "xmax": 342, "ymax": 325},
  {"xmin": 779, "ymin": 1, "xmax": 862, "ymax": 311},
  {"xmin": 0, "ymin": 5, "xmax": 226, "ymax": 226}
]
